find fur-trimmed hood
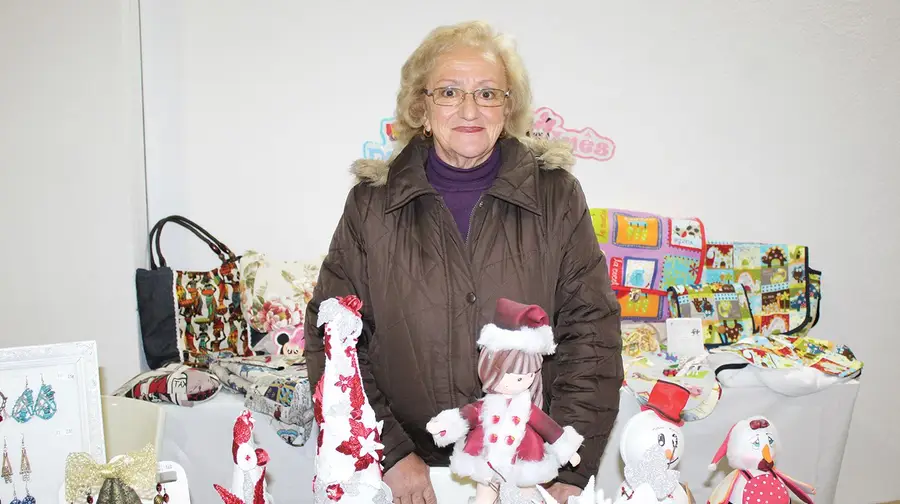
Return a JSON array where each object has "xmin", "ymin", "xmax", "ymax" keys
[{"xmin": 350, "ymin": 136, "xmax": 575, "ymax": 187}]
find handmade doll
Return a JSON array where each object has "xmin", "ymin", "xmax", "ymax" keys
[
  {"xmin": 616, "ymin": 381, "xmax": 691, "ymax": 504},
  {"xmin": 425, "ymin": 298, "xmax": 584, "ymax": 504},
  {"xmin": 707, "ymin": 416, "xmax": 815, "ymax": 504},
  {"xmin": 213, "ymin": 409, "xmax": 272, "ymax": 504}
]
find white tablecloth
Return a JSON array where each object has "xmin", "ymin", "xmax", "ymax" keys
[{"xmin": 161, "ymin": 382, "xmax": 858, "ymax": 504}]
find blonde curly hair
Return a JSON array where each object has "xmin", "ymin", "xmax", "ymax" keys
[{"xmin": 391, "ymin": 21, "xmax": 533, "ymax": 152}]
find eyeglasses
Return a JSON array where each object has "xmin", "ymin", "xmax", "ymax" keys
[{"xmin": 423, "ymin": 87, "xmax": 509, "ymax": 107}]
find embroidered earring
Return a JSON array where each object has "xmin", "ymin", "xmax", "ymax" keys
[
  {"xmin": 20, "ymin": 434, "xmax": 31, "ymax": 483},
  {"xmin": 34, "ymin": 375, "xmax": 57, "ymax": 420},
  {"xmin": 154, "ymin": 482, "xmax": 170, "ymax": 503},
  {"xmin": 0, "ymin": 390, "xmax": 8, "ymax": 422},
  {"xmin": 2, "ymin": 437, "xmax": 13, "ymax": 484},
  {"xmin": 12, "ymin": 378, "xmax": 35, "ymax": 423}
]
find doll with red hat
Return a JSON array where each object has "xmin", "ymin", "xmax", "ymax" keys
[
  {"xmin": 707, "ymin": 415, "xmax": 815, "ymax": 504},
  {"xmin": 616, "ymin": 380, "xmax": 692, "ymax": 504},
  {"xmin": 425, "ymin": 298, "xmax": 585, "ymax": 504}
]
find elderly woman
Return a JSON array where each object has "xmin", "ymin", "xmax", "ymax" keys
[{"xmin": 305, "ymin": 21, "xmax": 623, "ymax": 502}]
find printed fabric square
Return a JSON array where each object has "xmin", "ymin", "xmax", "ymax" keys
[
  {"xmin": 613, "ymin": 213, "xmax": 661, "ymax": 248},
  {"xmin": 618, "ymin": 289, "xmax": 665, "ymax": 320},
  {"xmin": 668, "ymin": 283, "xmax": 756, "ymax": 347},
  {"xmin": 623, "ymin": 257, "xmax": 658, "ymax": 289},
  {"xmin": 704, "ymin": 243, "xmax": 734, "ymax": 269},
  {"xmin": 668, "ymin": 218, "xmax": 704, "ymax": 250},
  {"xmin": 590, "ymin": 208, "xmax": 610, "ymax": 244},
  {"xmin": 661, "ymin": 255, "xmax": 700, "ymax": 287}
]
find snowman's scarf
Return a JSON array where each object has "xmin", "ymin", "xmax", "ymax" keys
[{"xmin": 771, "ymin": 468, "xmax": 815, "ymax": 504}]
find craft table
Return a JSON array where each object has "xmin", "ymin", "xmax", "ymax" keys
[{"xmin": 159, "ymin": 381, "xmax": 858, "ymax": 503}]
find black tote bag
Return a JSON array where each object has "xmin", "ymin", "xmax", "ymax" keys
[{"xmin": 135, "ymin": 216, "xmax": 252, "ymax": 369}]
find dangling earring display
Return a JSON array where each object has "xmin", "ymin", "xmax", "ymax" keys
[
  {"xmin": 13, "ymin": 378, "xmax": 35, "ymax": 423},
  {"xmin": 21, "ymin": 482, "xmax": 36, "ymax": 504},
  {"xmin": 422, "ymin": 127, "xmax": 432, "ymax": 138},
  {"xmin": 2, "ymin": 437, "xmax": 13, "ymax": 484},
  {"xmin": 34, "ymin": 374, "xmax": 57, "ymax": 420},
  {"xmin": 154, "ymin": 482, "xmax": 170, "ymax": 503},
  {"xmin": 20, "ymin": 434, "xmax": 31, "ymax": 483},
  {"xmin": 0, "ymin": 390, "xmax": 8, "ymax": 422}
]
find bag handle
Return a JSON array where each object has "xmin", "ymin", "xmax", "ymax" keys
[
  {"xmin": 149, "ymin": 216, "xmax": 236, "ymax": 269},
  {"xmin": 156, "ymin": 215, "xmax": 235, "ymax": 261}
]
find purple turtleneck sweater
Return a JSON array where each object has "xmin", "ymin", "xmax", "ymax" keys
[{"xmin": 426, "ymin": 147, "xmax": 502, "ymax": 241}]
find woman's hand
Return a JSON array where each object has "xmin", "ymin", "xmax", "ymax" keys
[
  {"xmin": 382, "ymin": 452, "xmax": 437, "ymax": 504},
  {"xmin": 544, "ymin": 482, "xmax": 582, "ymax": 502}
]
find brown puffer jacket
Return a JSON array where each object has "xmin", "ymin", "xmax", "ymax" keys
[{"xmin": 304, "ymin": 135, "xmax": 623, "ymax": 488}]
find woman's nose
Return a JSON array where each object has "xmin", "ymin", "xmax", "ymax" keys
[{"xmin": 459, "ymin": 94, "xmax": 479, "ymax": 119}]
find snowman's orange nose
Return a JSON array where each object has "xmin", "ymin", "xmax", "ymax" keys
[
  {"xmin": 762, "ymin": 444, "xmax": 773, "ymax": 464},
  {"xmin": 665, "ymin": 449, "xmax": 673, "ymax": 460}
]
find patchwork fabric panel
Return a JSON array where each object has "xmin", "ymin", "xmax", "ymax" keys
[
  {"xmin": 702, "ymin": 242, "xmax": 820, "ymax": 336},
  {"xmin": 668, "ymin": 283, "xmax": 756, "ymax": 347},
  {"xmin": 710, "ymin": 335, "xmax": 862, "ymax": 378},
  {"xmin": 174, "ymin": 262, "xmax": 253, "ymax": 367},
  {"xmin": 590, "ymin": 208, "xmax": 706, "ymax": 322}
]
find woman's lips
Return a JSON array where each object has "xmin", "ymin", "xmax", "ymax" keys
[{"xmin": 453, "ymin": 126, "xmax": 484, "ymax": 133}]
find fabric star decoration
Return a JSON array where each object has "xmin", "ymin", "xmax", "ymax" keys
[
  {"xmin": 624, "ymin": 444, "xmax": 679, "ymax": 500},
  {"xmin": 335, "ymin": 375, "xmax": 354, "ymax": 393}
]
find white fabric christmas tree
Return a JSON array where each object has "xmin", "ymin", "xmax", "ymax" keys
[{"xmin": 312, "ymin": 295, "xmax": 392, "ymax": 503}]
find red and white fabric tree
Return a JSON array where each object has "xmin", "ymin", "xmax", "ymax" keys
[{"xmin": 312, "ymin": 295, "xmax": 392, "ymax": 503}]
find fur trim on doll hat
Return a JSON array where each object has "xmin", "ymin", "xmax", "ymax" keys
[
  {"xmin": 640, "ymin": 380, "xmax": 691, "ymax": 427},
  {"xmin": 476, "ymin": 298, "xmax": 556, "ymax": 355}
]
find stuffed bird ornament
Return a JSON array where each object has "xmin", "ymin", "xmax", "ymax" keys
[{"xmin": 707, "ymin": 416, "xmax": 815, "ymax": 504}]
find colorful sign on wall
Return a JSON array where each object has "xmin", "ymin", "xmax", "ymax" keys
[
  {"xmin": 361, "ymin": 117, "xmax": 396, "ymax": 160},
  {"xmin": 530, "ymin": 107, "xmax": 615, "ymax": 162},
  {"xmin": 361, "ymin": 108, "xmax": 615, "ymax": 162}
]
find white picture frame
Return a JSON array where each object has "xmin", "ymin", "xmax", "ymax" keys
[{"xmin": 0, "ymin": 340, "xmax": 104, "ymax": 504}]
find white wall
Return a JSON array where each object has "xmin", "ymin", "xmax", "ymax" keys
[
  {"xmin": 0, "ymin": 1, "xmax": 148, "ymax": 393},
  {"xmin": 139, "ymin": 1, "xmax": 900, "ymax": 502}
]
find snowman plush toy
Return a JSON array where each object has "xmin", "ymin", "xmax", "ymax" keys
[
  {"xmin": 617, "ymin": 381, "xmax": 691, "ymax": 504},
  {"xmin": 707, "ymin": 415, "xmax": 815, "ymax": 504}
]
